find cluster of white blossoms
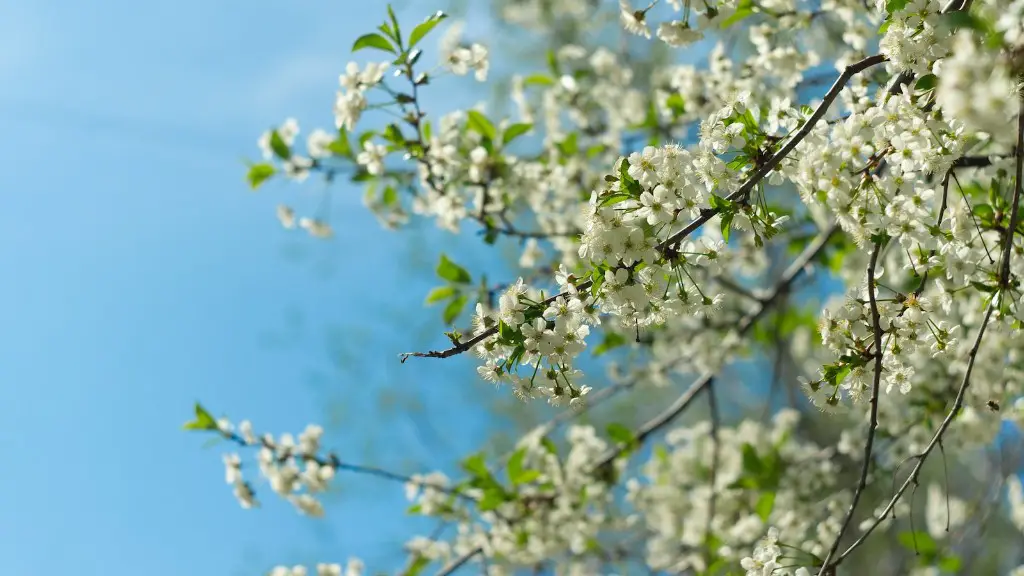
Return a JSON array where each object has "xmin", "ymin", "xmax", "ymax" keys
[
  {"xmin": 629, "ymin": 410, "xmax": 844, "ymax": 573},
  {"xmin": 216, "ymin": 417, "xmax": 334, "ymax": 517},
  {"xmin": 400, "ymin": 425, "xmax": 624, "ymax": 573},
  {"xmin": 267, "ymin": 561, "xmax": 363, "ymax": 576},
  {"xmin": 215, "ymin": 0, "xmax": 1024, "ymax": 573},
  {"xmin": 471, "ymin": 276, "xmax": 599, "ymax": 404}
]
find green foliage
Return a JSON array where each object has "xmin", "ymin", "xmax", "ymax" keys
[
  {"xmin": 443, "ymin": 294, "xmax": 468, "ymax": 325},
  {"xmin": 246, "ymin": 163, "xmax": 275, "ymax": 190},
  {"xmin": 425, "ymin": 286, "xmax": 457, "ymax": 304},
  {"xmin": 467, "ymin": 110, "xmax": 498, "ymax": 142},
  {"xmin": 592, "ymin": 331, "xmax": 626, "ymax": 356},
  {"xmin": 183, "ymin": 402, "xmax": 219, "ymax": 431},
  {"xmin": 352, "ymin": 32, "xmax": 396, "ymax": 54},
  {"xmin": 269, "ymin": 130, "xmax": 291, "ymax": 159},
  {"xmin": 436, "ymin": 254, "xmax": 472, "ymax": 284},
  {"xmin": 408, "ymin": 11, "xmax": 447, "ymax": 49},
  {"xmin": 502, "ymin": 123, "xmax": 533, "ymax": 146}
]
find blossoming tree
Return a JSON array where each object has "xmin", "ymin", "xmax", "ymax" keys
[{"xmin": 185, "ymin": 0, "xmax": 1024, "ymax": 574}]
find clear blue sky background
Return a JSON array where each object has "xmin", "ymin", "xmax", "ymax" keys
[{"xmin": 0, "ymin": 1, "xmax": 511, "ymax": 574}]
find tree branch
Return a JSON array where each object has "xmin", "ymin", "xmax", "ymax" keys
[
  {"xmin": 831, "ymin": 92, "xmax": 1023, "ymax": 569},
  {"xmin": 402, "ymin": 53, "xmax": 885, "ymax": 363},
  {"xmin": 816, "ymin": 240, "xmax": 885, "ymax": 575}
]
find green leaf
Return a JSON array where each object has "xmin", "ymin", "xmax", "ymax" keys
[
  {"xmin": 502, "ymin": 123, "xmax": 533, "ymax": 146},
  {"xmin": 522, "ymin": 74, "xmax": 554, "ymax": 87},
  {"xmin": 545, "ymin": 49, "xmax": 560, "ymax": 75},
  {"xmin": 246, "ymin": 163, "xmax": 275, "ymax": 190},
  {"xmin": 665, "ymin": 93, "xmax": 686, "ymax": 117},
  {"xmin": 720, "ymin": 7, "xmax": 754, "ymax": 28},
  {"xmin": 461, "ymin": 452, "xmax": 489, "ymax": 477},
  {"xmin": 941, "ymin": 11, "xmax": 988, "ymax": 31},
  {"xmin": 477, "ymin": 487, "xmax": 507, "ymax": 511},
  {"xmin": 507, "ymin": 448, "xmax": 526, "ymax": 482},
  {"xmin": 405, "ymin": 555, "xmax": 430, "ymax": 576},
  {"xmin": 408, "ymin": 11, "xmax": 447, "ymax": 48},
  {"xmin": 721, "ymin": 213, "xmax": 734, "ymax": 243},
  {"xmin": 183, "ymin": 402, "xmax": 219, "ymax": 431},
  {"xmin": 425, "ymin": 285, "xmax": 456, "ymax": 305},
  {"xmin": 897, "ymin": 531, "xmax": 937, "ymax": 556},
  {"xmin": 972, "ymin": 203, "xmax": 994, "ymax": 222},
  {"xmin": 593, "ymin": 331, "xmax": 626, "ymax": 357},
  {"xmin": 352, "ymin": 32, "xmax": 396, "ymax": 54},
  {"xmin": 885, "ymin": 0, "xmax": 909, "ymax": 13},
  {"xmin": 436, "ymin": 253, "xmax": 472, "ymax": 284},
  {"xmin": 606, "ymin": 423, "xmax": 637, "ymax": 447},
  {"xmin": 466, "ymin": 110, "xmax": 497, "ymax": 141},
  {"xmin": 740, "ymin": 443, "xmax": 764, "ymax": 476},
  {"xmin": 755, "ymin": 491, "xmax": 776, "ymax": 521},
  {"xmin": 541, "ymin": 437, "xmax": 558, "ymax": 455},
  {"xmin": 386, "ymin": 4, "xmax": 402, "ymax": 45},
  {"xmin": 269, "ymin": 130, "xmax": 291, "ymax": 160},
  {"xmin": 915, "ymin": 74, "xmax": 938, "ymax": 91},
  {"xmin": 937, "ymin": 555, "xmax": 962, "ymax": 572},
  {"xmin": 443, "ymin": 294, "xmax": 467, "ymax": 324},
  {"xmin": 382, "ymin": 185, "xmax": 398, "ymax": 206},
  {"xmin": 328, "ymin": 127, "xmax": 352, "ymax": 157},
  {"xmin": 557, "ymin": 132, "xmax": 578, "ymax": 157}
]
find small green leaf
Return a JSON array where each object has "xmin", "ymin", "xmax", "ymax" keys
[
  {"xmin": 665, "ymin": 93, "xmax": 686, "ymax": 117},
  {"xmin": 593, "ymin": 331, "xmax": 626, "ymax": 356},
  {"xmin": 408, "ymin": 11, "xmax": 447, "ymax": 48},
  {"xmin": 269, "ymin": 130, "xmax": 291, "ymax": 160},
  {"xmin": 466, "ymin": 110, "xmax": 497, "ymax": 141},
  {"xmin": 897, "ymin": 531, "xmax": 937, "ymax": 556},
  {"xmin": 461, "ymin": 452, "xmax": 489, "ymax": 477},
  {"xmin": 507, "ymin": 448, "xmax": 526, "ymax": 481},
  {"xmin": 477, "ymin": 487, "xmax": 507, "ymax": 511},
  {"xmin": 541, "ymin": 437, "xmax": 558, "ymax": 455},
  {"xmin": 915, "ymin": 74, "xmax": 938, "ymax": 91},
  {"xmin": 522, "ymin": 74, "xmax": 554, "ymax": 87},
  {"xmin": 720, "ymin": 7, "xmax": 754, "ymax": 28},
  {"xmin": 941, "ymin": 11, "xmax": 988, "ymax": 31},
  {"xmin": 937, "ymin": 555, "xmax": 962, "ymax": 572},
  {"xmin": 352, "ymin": 32, "xmax": 396, "ymax": 54},
  {"xmin": 557, "ymin": 132, "xmax": 578, "ymax": 157},
  {"xmin": 329, "ymin": 127, "xmax": 352, "ymax": 157},
  {"xmin": 386, "ymin": 4, "xmax": 402, "ymax": 44},
  {"xmin": 425, "ymin": 285, "xmax": 456, "ymax": 305},
  {"xmin": 443, "ymin": 295, "xmax": 467, "ymax": 324},
  {"xmin": 545, "ymin": 49, "xmax": 560, "ymax": 75},
  {"xmin": 405, "ymin": 555, "xmax": 430, "ymax": 576},
  {"xmin": 246, "ymin": 163, "xmax": 275, "ymax": 190},
  {"xmin": 721, "ymin": 213, "xmax": 734, "ymax": 242},
  {"xmin": 740, "ymin": 443, "xmax": 764, "ymax": 476},
  {"xmin": 436, "ymin": 254, "xmax": 472, "ymax": 284},
  {"xmin": 972, "ymin": 203, "xmax": 994, "ymax": 222},
  {"xmin": 183, "ymin": 402, "xmax": 219, "ymax": 431},
  {"xmin": 502, "ymin": 123, "xmax": 533, "ymax": 146},
  {"xmin": 885, "ymin": 0, "xmax": 909, "ymax": 13},
  {"xmin": 606, "ymin": 423, "xmax": 636, "ymax": 447},
  {"xmin": 755, "ymin": 491, "xmax": 776, "ymax": 521}
]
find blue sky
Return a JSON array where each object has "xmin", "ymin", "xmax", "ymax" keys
[{"xmin": 0, "ymin": 0, "xmax": 512, "ymax": 574}]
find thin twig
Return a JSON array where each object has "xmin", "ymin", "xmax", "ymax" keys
[
  {"xmin": 832, "ymin": 91, "xmax": 1023, "ymax": 568},
  {"xmin": 815, "ymin": 241, "xmax": 885, "ymax": 575},
  {"xmin": 591, "ymin": 223, "xmax": 839, "ymax": 470},
  {"xmin": 704, "ymin": 383, "xmax": 721, "ymax": 568},
  {"xmin": 403, "ymin": 54, "xmax": 885, "ymax": 362},
  {"xmin": 435, "ymin": 548, "xmax": 482, "ymax": 576}
]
